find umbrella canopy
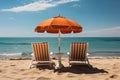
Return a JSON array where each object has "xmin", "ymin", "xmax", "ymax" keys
[
  {"xmin": 35, "ymin": 15, "xmax": 82, "ymax": 34},
  {"xmin": 35, "ymin": 15, "xmax": 82, "ymax": 53}
]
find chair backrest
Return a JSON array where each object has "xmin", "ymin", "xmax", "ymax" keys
[
  {"xmin": 32, "ymin": 42, "xmax": 50, "ymax": 61},
  {"xmin": 70, "ymin": 42, "xmax": 88, "ymax": 61}
]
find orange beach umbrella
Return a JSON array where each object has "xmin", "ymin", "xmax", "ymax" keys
[{"xmin": 35, "ymin": 15, "xmax": 82, "ymax": 53}]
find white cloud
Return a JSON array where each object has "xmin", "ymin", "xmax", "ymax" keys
[
  {"xmin": 71, "ymin": 4, "xmax": 80, "ymax": 7},
  {"xmin": 1, "ymin": 0, "xmax": 80, "ymax": 12},
  {"xmin": 73, "ymin": 26, "xmax": 120, "ymax": 37}
]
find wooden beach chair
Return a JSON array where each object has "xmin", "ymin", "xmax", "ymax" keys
[
  {"xmin": 68, "ymin": 42, "xmax": 90, "ymax": 67},
  {"xmin": 30, "ymin": 42, "xmax": 54, "ymax": 68}
]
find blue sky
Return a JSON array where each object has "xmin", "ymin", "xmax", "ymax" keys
[{"xmin": 0, "ymin": 0, "xmax": 120, "ymax": 37}]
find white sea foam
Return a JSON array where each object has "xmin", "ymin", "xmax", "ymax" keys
[
  {"xmin": 0, "ymin": 52, "xmax": 22, "ymax": 56},
  {"xmin": 0, "ymin": 52, "xmax": 32, "ymax": 59}
]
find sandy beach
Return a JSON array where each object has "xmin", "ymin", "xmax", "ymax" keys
[{"xmin": 0, "ymin": 58, "xmax": 120, "ymax": 80}]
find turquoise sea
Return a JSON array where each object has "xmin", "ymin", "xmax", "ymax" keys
[{"xmin": 0, "ymin": 37, "xmax": 120, "ymax": 59}]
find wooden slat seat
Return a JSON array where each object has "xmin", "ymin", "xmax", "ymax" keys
[
  {"xmin": 30, "ymin": 42, "xmax": 54, "ymax": 68},
  {"xmin": 68, "ymin": 42, "xmax": 90, "ymax": 67}
]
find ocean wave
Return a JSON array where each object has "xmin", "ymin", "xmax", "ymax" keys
[
  {"xmin": 0, "ymin": 42, "xmax": 31, "ymax": 45},
  {"xmin": 0, "ymin": 51, "xmax": 120, "ymax": 59},
  {"xmin": 0, "ymin": 52, "xmax": 32, "ymax": 59}
]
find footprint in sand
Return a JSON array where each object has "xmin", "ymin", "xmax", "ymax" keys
[
  {"xmin": 10, "ymin": 64, "xmax": 16, "ymax": 66},
  {"xmin": 67, "ymin": 74, "xmax": 75, "ymax": 78},
  {"xmin": 12, "ymin": 71, "xmax": 17, "ymax": 74},
  {"xmin": 105, "ymin": 78, "xmax": 109, "ymax": 80},
  {"xmin": 110, "ymin": 74, "xmax": 118, "ymax": 78},
  {"xmin": 23, "ymin": 71, "xmax": 40, "ymax": 75},
  {"xmin": 36, "ymin": 77, "xmax": 51, "ymax": 80},
  {"xmin": 20, "ymin": 69, "xmax": 26, "ymax": 71},
  {"xmin": 0, "ymin": 70, "xmax": 2, "ymax": 72},
  {"xmin": 4, "ymin": 66, "xmax": 9, "ymax": 68},
  {"xmin": 15, "ymin": 78, "xmax": 22, "ymax": 80}
]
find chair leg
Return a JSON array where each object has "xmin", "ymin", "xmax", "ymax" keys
[
  {"xmin": 29, "ymin": 60, "xmax": 33, "ymax": 69},
  {"xmin": 87, "ymin": 60, "xmax": 89, "ymax": 65},
  {"xmin": 68, "ymin": 61, "xmax": 70, "ymax": 67},
  {"xmin": 86, "ymin": 59, "xmax": 92, "ymax": 68},
  {"xmin": 69, "ymin": 61, "xmax": 72, "ymax": 67},
  {"xmin": 68, "ymin": 58, "xmax": 71, "ymax": 67},
  {"xmin": 49, "ymin": 63, "xmax": 52, "ymax": 68}
]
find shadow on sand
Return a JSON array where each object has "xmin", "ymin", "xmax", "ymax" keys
[
  {"xmin": 36, "ymin": 64, "xmax": 108, "ymax": 74},
  {"xmin": 54, "ymin": 65, "xmax": 108, "ymax": 74},
  {"xmin": 36, "ymin": 63, "xmax": 55, "ymax": 70}
]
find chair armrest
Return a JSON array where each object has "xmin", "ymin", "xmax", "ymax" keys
[
  {"xmin": 67, "ymin": 52, "xmax": 71, "ymax": 62},
  {"xmin": 31, "ymin": 53, "xmax": 35, "ymax": 60},
  {"xmin": 50, "ymin": 52, "xmax": 53, "ymax": 59},
  {"xmin": 67, "ymin": 52, "xmax": 70, "ymax": 55},
  {"xmin": 87, "ymin": 53, "xmax": 89, "ymax": 56},
  {"xmin": 50, "ymin": 52, "xmax": 53, "ymax": 55},
  {"xmin": 31, "ymin": 53, "xmax": 34, "ymax": 56}
]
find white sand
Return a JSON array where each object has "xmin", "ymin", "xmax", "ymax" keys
[{"xmin": 0, "ymin": 58, "xmax": 120, "ymax": 80}]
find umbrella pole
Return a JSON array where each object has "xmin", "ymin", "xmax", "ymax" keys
[
  {"xmin": 58, "ymin": 29, "xmax": 60, "ymax": 53},
  {"xmin": 55, "ymin": 29, "xmax": 64, "ymax": 69}
]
